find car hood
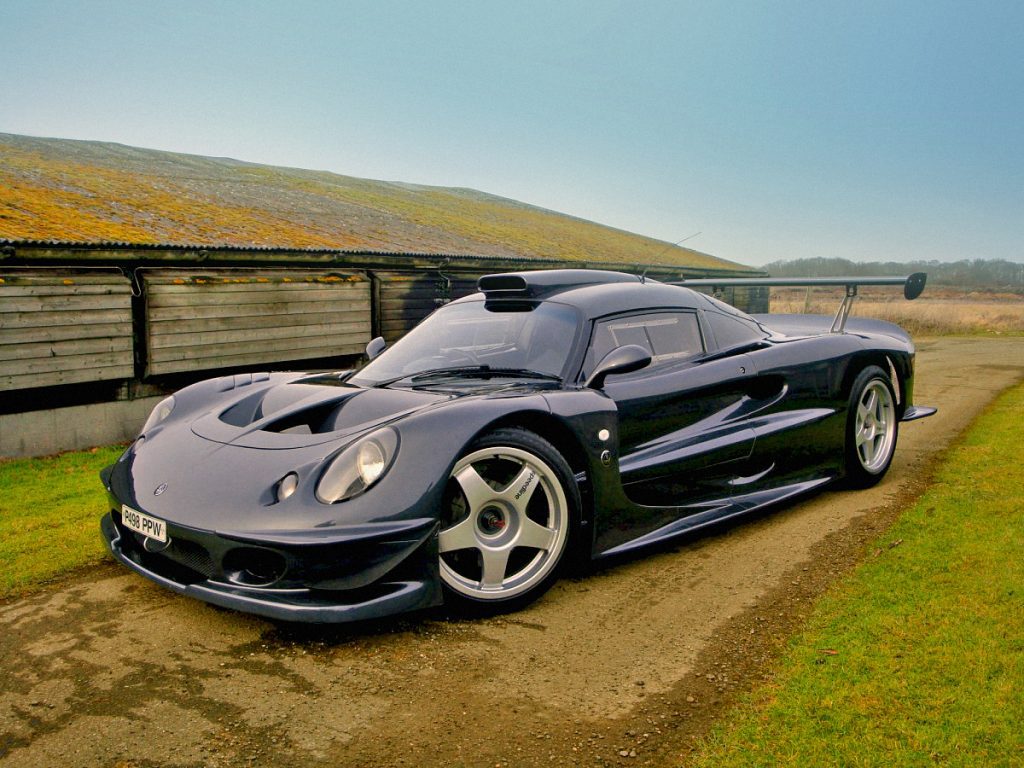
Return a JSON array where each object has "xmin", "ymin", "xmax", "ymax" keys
[
  {"xmin": 111, "ymin": 373, "xmax": 555, "ymax": 532},
  {"xmin": 191, "ymin": 374, "xmax": 454, "ymax": 449}
]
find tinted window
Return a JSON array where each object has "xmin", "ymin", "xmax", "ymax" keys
[
  {"xmin": 585, "ymin": 312, "xmax": 703, "ymax": 376},
  {"xmin": 705, "ymin": 311, "xmax": 767, "ymax": 349},
  {"xmin": 351, "ymin": 300, "xmax": 580, "ymax": 385}
]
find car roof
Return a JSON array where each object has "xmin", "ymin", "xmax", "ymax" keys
[{"xmin": 458, "ymin": 269, "xmax": 746, "ymax": 321}]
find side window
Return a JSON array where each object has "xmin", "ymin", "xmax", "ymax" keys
[
  {"xmin": 585, "ymin": 312, "xmax": 704, "ymax": 376},
  {"xmin": 705, "ymin": 311, "xmax": 766, "ymax": 350}
]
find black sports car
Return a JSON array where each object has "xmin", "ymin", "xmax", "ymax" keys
[{"xmin": 100, "ymin": 269, "xmax": 936, "ymax": 622}]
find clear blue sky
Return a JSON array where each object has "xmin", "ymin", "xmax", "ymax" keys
[{"xmin": 2, "ymin": 1, "xmax": 1021, "ymax": 266}]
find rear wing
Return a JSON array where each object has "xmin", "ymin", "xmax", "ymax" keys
[{"xmin": 671, "ymin": 273, "xmax": 927, "ymax": 334}]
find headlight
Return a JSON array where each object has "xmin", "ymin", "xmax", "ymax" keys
[
  {"xmin": 316, "ymin": 428, "xmax": 399, "ymax": 503},
  {"xmin": 141, "ymin": 395, "xmax": 176, "ymax": 434},
  {"xmin": 276, "ymin": 472, "xmax": 299, "ymax": 502}
]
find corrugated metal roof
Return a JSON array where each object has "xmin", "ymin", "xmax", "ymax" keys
[
  {"xmin": 0, "ymin": 238, "xmax": 539, "ymax": 261},
  {"xmin": 0, "ymin": 238, "xmax": 762, "ymax": 277}
]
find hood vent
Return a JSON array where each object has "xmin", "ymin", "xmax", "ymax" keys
[
  {"xmin": 214, "ymin": 380, "xmax": 450, "ymax": 442},
  {"xmin": 262, "ymin": 402, "xmax": 343, "ymax": 435}
]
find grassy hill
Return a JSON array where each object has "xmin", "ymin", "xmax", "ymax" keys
[{"xmin": 0, "ymin": 133, "xmax": 744, "ymax": 271}]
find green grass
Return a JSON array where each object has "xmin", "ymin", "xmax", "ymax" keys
[
  {"xmin": 0, "ymin": 445, "xmax": 125, "ymax": 598},
  {"xmin": 691, "ymin": 383, "xmax": 1024, "ymax": 767}
]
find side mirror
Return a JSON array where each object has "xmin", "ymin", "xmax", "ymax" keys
[
  {"xmin": 585, "ymin": 344, "xmax": 652, "ymax": 389},
  {"xmin": 365, "ymin": 336, "xmax": 387, "ymax": 360}
]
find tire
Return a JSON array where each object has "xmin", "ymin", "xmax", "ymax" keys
[
  {"xmin": 843, "ymin": 365, "xmax": 899, "ymax": 488},
  {"xmin": 437, "ymin": 427, "xmax": 579, "ymax": 614}
]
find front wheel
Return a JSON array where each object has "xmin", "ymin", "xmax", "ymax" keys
[
  {"xmin": 438, "ymin": 428, "xmax": 578, "ymax": 614},
  {"xmin": 844, "ymin": 365, "xmax": 899, "ymax": 488}
]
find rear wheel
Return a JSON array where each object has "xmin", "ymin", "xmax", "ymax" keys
[
  {"xmin": 844, "ymin": 365, "xmax": 899, "ymax": 488},
  {"xmin": 438, "ymin": 428, "xmax": 578, "ymax": 613}
]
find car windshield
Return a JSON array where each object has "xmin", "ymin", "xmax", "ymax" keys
[{"xmin": 350, "ymin": 299, "xmax": 580, "ymax": 387}]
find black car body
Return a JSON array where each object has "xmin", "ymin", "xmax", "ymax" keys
[{"xmin": 100, "ymin": 269, "xmax": 936, "ymax": 622}]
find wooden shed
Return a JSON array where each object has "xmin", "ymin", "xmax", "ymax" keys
[{"xmin": 0, "ymin": 241, "xmax": 767, "ymax": 457}]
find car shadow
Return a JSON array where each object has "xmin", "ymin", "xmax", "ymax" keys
[{"xmin": 258, "ymin": 487, "xmax": 834, "ymax": 644}]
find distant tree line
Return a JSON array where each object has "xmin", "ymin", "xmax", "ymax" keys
[{"xmin": 763, "ymin": 257, "xmax": 1024, "ymax": 292}]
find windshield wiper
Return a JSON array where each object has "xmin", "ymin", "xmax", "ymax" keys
[
  {"xmin": 413, "ymin": 366, "xmax": 562, "ymax": 383},
  {"xmin": 373, "ymin": 365, "xmax": 562, "ymax": 388}
]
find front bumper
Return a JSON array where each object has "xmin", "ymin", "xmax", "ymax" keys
[{"xmin": 99, "ymin": 509, "xmax": 443, "ymax": 623}]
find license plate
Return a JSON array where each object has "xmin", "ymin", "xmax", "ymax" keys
[{"xmin": 121, "ymin": 504, "xmax": 168, "ymax": 543}]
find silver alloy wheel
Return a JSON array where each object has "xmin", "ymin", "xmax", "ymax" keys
[
  {"xmin": 439, "ymin": 446, "xmax": 569, "ymax": 601},
  {"xmin": 855, "ymin": 379, "xmax": 897, "ymax": 473}
]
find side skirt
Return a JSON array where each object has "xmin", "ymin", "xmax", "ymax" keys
[
  {"xmin": 902, "ymin": 405, "xmax": 937, "ymax": 422},
  {"xmin": 594, "ymin": 476, "xmax": 834, "ymax": 559}
]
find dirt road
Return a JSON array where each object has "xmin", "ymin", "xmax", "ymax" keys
[{"xmin": 3, "ymin": 337, "xmax": 1023, "ymax": 768}]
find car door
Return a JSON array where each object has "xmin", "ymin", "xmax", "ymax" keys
[
  {"xmin": 586, "ymin": 310, "xmax": 759, "ymax": 507},
  {"xmin": 735, "ymin": 334, "xmax": 853, "ymax": 488}
]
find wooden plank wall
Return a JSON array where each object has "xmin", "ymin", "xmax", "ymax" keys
[
  {"xmin": 741, "ymin": 286, "xmax": 770, "ymax": 313},
  {"xmin": 693, "ymin": 285, "xmax": 770, "ymax": 314},
  {"xmin": 377, "ymin": 271, "xmax": 483, "ymax": 342},
  {"xmin": 144, "ymin": 271, "xmax": 372, "ymax": 376},
  {"xmin": 0, "ymin": 272, "xmax": 134, "ymax": 391},
  {"xmin": 377, "ymin": 272, "xmax": 769, "ymax": 343},
  {"xmin": 1, "ymin": 265, "xmax": 769, "ymax": 394}
]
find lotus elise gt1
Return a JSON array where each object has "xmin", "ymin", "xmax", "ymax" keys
[{"xmin": 100, "ymin": 269, "xmax": 936, "ymax": 622}]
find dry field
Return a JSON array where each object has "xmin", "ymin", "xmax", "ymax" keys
[{"xmin": 770, "ymin": 286, "xmax": 1024, "ymax": 336}]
